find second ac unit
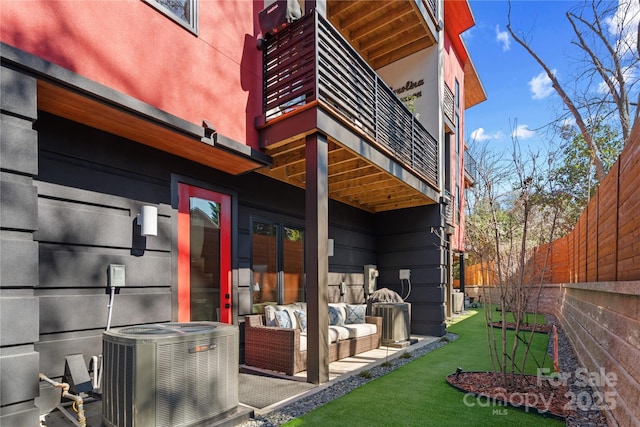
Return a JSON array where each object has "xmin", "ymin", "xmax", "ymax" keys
[{"xmin": 372, "ymin": 302, "xmax": 411, "ymax": 346}]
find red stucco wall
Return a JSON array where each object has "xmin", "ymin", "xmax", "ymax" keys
[
  {"xmin": 1, "ymin": 0, "xmax": 263, "ymax": 147},
  {"xmin": 443, "ymin": 30, "xmax": 467, "ymax": 253}
]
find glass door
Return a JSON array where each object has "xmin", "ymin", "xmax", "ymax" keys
[
  {"xmin": 251, "ymin": 220, "xmax": 304, "ymax": 312},
  {"xmin": 178, "ymin": 184, "xmax": 231, "ymax": 323}
]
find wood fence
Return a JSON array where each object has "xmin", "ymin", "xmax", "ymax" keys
[{"xmin": 466, "ymin": 122, "xmax": 640, "ymax": 285}]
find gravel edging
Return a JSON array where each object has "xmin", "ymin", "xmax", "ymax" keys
[
  {"xmin": 544, "ymin": 314, "xmax": 609, "ymax": 427},
  {"xmin": 240, "ymin": 334, "xmax": 457, "ymax": 427}
]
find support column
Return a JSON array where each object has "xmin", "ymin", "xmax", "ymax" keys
[
  {"xmin": 305, "ymin": 132, "xmax": 329, "ymax": 384},
  {"xmin": 460, "ymin": 252, "xmax": 466, "ymax": 296}
]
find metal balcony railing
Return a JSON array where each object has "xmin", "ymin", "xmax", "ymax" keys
[
  {"xmin": 262, "ymin": 12, "xmax": 439, "ymax": 188},
  {"xmin": 464, "ymin": 150, "xmax": 477, "ymax": 183}
]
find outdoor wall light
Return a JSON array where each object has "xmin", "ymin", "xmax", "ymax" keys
[
  {"xmin": 328, "ymin": 239, "xmax": 334, "ymax": 257},
  {"xmin": 137, "ymin": 205, "xmax": 158, "ymax": 236}
]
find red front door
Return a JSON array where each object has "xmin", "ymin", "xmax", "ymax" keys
[{"xmin": 178, "ymin": 184, "xmax": 232, "ymax": 323}]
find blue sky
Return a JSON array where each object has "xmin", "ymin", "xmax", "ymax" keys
[{"xmin": 463, "ymin": 0, "xmax": 638, "ymax": 156}]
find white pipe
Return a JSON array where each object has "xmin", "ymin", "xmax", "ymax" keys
[
  {"xmin": 89, "ymin": 355, "xmax": 102, "ymax": 390},
  {"xmin": 39, "ymin": 373, "xmax": 86, "ymax": 427},
  {"xmin": 106, "ymin": 286, "xmax": 116, "ymax": 331}
]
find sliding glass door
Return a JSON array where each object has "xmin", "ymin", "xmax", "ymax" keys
[{"xmin": 251, "ymin": 220, "xmax": 304, "ymax": 312}]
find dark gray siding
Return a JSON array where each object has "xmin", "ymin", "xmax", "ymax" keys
[
  {"xmin": 34, "ymin": 113, "xmax": 175, "ymax": 380},
  {"xmin": 0, "ymin": 64, "xmax": 41, "ymax": 426},
  {"xmin": 376, "ymin": 205, "xmax": 447, "ymax": 336}
]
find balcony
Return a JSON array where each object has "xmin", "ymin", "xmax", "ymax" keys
[
  {"xmin": 464, "ymin": 150, "xmax": 477, "ymax": 186},
  {"xmin": 257, "ymin": 11, "xmax": 440, "ymax": 213}
]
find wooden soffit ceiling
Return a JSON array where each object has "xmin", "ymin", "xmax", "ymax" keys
[
  {"xmin": 36, "ymin": 81, "xmax": 266, "ymax": 175},
  {"xmin": 327, "ymin": 0, "xmax": 437, "ymax": 70},
  {"xmin": 258, "ymin": 136, "xmax": 436, "ymax": 213}
]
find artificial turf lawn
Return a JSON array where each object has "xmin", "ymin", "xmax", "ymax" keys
[{"xmin": 285, "ymin": 306, "xmax": 564, "ymax": 427}]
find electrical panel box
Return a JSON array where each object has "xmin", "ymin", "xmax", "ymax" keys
[
  {"xmin": 364, "ymin": 264, "xmax": 379, "ymax": 295},
  {"xmin": 399, "ymin": 269, "xmax": 411, "ymax": 280},
  {"xmin": 108, "ymin": 264, "xmax": 125, "ymax": 287}
]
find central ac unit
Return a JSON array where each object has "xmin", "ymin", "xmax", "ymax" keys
[
  {"xmin": 372, "ymin": 303, "xmax": 411, "ymax": 346},
  {"xmin": 102, "ymin": 322, "xmax": 238, "ymax": 427}
]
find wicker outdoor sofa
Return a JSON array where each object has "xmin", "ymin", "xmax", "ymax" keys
[{"xmin": 244, "ymin": 302, "xmax": 382, "ymax": 376}]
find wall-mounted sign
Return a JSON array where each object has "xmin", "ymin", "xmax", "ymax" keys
[{"xmin": 392, "ymin": 79, "xmax": 425, "ymax": 98}]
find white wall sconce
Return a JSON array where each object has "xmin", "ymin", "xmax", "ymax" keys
[
  {"xmin": 328, "ymin": 239, "xmax": 334, "ymax": 257},
  {"xmin": 137, "ymin": 205, "xmax": 158, "ymax": 236}
]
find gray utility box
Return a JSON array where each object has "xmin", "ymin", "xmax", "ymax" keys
[
  {"xmin": 372, "ymin": 302, "xmax": 411, "ymax": 347},
  {"xmin": 102, "ymin": 322, "xmax": 238, "ymax": 427}
]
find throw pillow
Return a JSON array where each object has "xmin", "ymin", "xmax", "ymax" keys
[
  {"xmin": 274, "ymin": 310, "xmax": 292, "ymax": 329},
  {"xmin": 328, "ymin": 305, "xmax": 344, "ymax": 326},
  {"xmin": 264, "ymin": 305, "xmax": 277, "ymax": 326},
  {"xmin": 345, "ymin": 304, "xmax": 366, "ymax": 324},
  {"xmin": 294, "ymin": 310, "xmax": 307, "ymax": 332}
]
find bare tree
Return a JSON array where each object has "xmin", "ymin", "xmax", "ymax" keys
[
  {"xmin": 507, "ymin": 0, "xmax": 639, "ymax": 182},
  {"xmin": 466, "ymin": 124, "xmax": 563, "ymax": 388}
]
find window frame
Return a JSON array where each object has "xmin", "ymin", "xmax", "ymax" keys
[
  {"xmin": 250, "ymin": 217, "xmax": 306, "ymax": 307},
  {"xmin": 144, "ymin": 0, "xmax": 198, "ymax": 34}
]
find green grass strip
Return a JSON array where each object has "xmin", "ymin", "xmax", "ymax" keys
[{"xmin": 285, "ymin": 307, "xmax": 563, "ymax": 427}]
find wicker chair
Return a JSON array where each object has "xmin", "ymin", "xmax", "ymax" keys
[{"xmin": 244, "ymin": 314, "xmax": 382, "ymax": 376}]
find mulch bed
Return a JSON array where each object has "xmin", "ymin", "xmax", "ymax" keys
[
  {"xmin": 446, "ymin": 371, "xmax": 569, "ymax": 420},
  {"xmin": 490, "ymin": 321, "xmax": 554, "ymax": 334}
]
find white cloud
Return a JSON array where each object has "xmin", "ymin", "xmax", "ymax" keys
[
  {"xmin": 495, "ymin": 25, "xmax": 510, "ymax": 52},
  {"xmin": 604, "ymin": 0, "xmax": 639, "ymax": 58},
  {"xmin": 597, "ymin": 65, "xmax": 637, "ymax": 94},
  {"xmin": 470, "ymin": 128, "xmax": 504, "ymax": 142},
  {"xmin": 471, "ymin": 128, "xmax": 490, "ymax": 142},
  {"xmin": 512, "ymin": 124, "xmax": 536, "ymax": 139},
  {"xmin": 528, "ymin": 70, "xmax": 555, "ymax": 99}
]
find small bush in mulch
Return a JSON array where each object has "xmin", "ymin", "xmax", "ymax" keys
[{"xmin": 446, "ymin": 371, "xmax": 569, "ymax": 420}]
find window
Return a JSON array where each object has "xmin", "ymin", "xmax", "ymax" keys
[
  {"xmin": 145, "ymin": 0, "xmax": 198, "ymax": 33},
  {"xmin": 251, "ymin": 219, "xmax": 305, "ymax": 310}
]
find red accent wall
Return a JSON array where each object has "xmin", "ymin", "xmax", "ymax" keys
[
  {"xmin": 443, "ymin": 30, "xmax": 467, "ymax": 252},
  {"xmin": 1, "ymin": 0, "xmax": 263, "ymax": 147}
]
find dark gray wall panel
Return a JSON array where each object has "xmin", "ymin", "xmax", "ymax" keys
[
  {"xmin": 412, "ymin": 321, "xmax": 446, "ymax": 337},
  {"xmin": 0, "ymin": 297, "xmax": 38, "ymax": 345},
  {"xmin": 36, "ymin": 334, "xmax": 102, "ymax": 378},
  {"xmin": 0, "ymin": 350, "xmax": 39, "ymax": 405},
  {"xmin": 376, "ymin": 205, "xmax": 441, "ymax": 234},
  {"xmin": 0, "ymin": 238, "xmax": 38, "ymax": 287},
  {"xmin": 0, "ymin": 115, "xmax": 38, "ymax": 175},
  {"xmin": 37, "ymin": 197, "xmax": 140, "ymax": 247},
  {"xmin": 36, "ymin": 181, "xmax": 172, "ymax": 252},
  {"xmin": 411, "ymin": 303, "xmax": 445, "ymax": 322},
  {"xmin": 39, "ymin": 292, "xmax": 171, "ymax": 334},
  {"xmin": 0, "ymin": 66, "xmax": 37, "ymax": 119},
  {"xmin": 0, "ymin": 180, "xmax": 38, "ymax": 231},
  {"xmin": 39, "ymin": 245, "xmax": 171, "ymax": 288},
  {"xmin": 406, "ymin": 285, "xmax": 444, "ymax": 302},
  {"xmin": 0, "ymin": 404, "xmax": 39, "ymax": 427}
]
